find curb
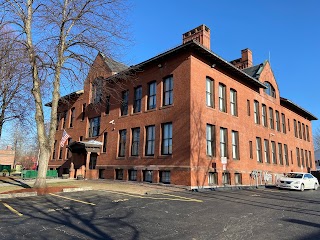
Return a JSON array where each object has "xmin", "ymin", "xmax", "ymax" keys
[
  {"xmin": 0, "ymin": 187, "xmax": 93, "ymax": 199},
  {"xmin": 0, "ymin": 192, "xmax": 38, "ymax": 199},
  {"xmin": 63, "ymin": 187, "xmax": 92, "ymax": 192}
]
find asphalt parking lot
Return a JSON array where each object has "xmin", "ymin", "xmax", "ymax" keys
[{"xmin": 1, "ymin": 188, "xmax": 320, "ymax": 240}]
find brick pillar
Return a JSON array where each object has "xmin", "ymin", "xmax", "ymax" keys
[
  {"xmin": 85, "ymin": 152, "xmax": 91, "ymax": 179},
  {"xmin": 153, "ymin": 170, "xmax": 160, "ymax": 183}
]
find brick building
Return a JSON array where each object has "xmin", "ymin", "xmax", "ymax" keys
[
  {"xmin": 47, "ymin": 24, "xmax": 317, "ymax": 188},
  {"xmin": 0, "ymin": 146, "xmax": 15, "ymax": 168}
]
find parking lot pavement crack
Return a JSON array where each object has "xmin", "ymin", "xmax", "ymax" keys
[
  {"xmin": 218, "ymin": 213, "xmax": 261, "ymax": 240},
  {"xmin": 54, "ymin": 225, "xmax": 87, "ymax": 239}
]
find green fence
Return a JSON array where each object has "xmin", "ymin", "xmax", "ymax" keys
[{"xmin": 21, "ymin": 170, "xmax": 58, "ymax": 179}]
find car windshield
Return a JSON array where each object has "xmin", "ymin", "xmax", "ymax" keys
[{"xmin": 285, "ymin": 173, "xmax": 303, "ymax": 178}]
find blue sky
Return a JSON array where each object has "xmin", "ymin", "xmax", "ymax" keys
[
  {"xmin": 124, "ymin": 0, "xmax": 320, "ymax": 132},
  {"xmin": 1, "ymin": 0, "xmax": 320, "ymax": 146}
]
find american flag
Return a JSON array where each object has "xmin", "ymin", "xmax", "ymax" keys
[{"xmin": 60, "ymin": 129, "xmax": 70, "ymax": 147}]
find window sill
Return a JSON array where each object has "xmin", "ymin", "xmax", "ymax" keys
[
  {"xmin": 131, "ymin": 112, "xmax": 142, "ymax": 116},
  {"xmin": 144, "ymin": 108, "xmax": 157, "ymax": 113},
  {"xmin": 129, "ymin": 156, "xmax": 140, "ymax": 160},
  {"xmin": 205, "ymin": 106, "xmax": 215, "ymax": 110},
  {"xmin": 160, "ymin": 104, "xmax": 174, "ymax": 110},
  {"xmin": 119, "ymin": 114, "xmax": 129, "ymax": 118},
  {"xmin": 158, "ymin": 155, "xmax": 173, "ymax": 159},
  {"xmin": 144, "ymin": 155, "xmax": 155, "ymax": 159},
  {"xmin": 116, "ymin": 157, "xmax": 126, "ymax": 160}
]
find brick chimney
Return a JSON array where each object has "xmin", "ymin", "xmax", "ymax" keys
[
  {"xmin": 183, "ymin": 24, "xmax": 210, "ymax": 49},
  {"xmin": 230, "ymin": 48, "xmax": 253, "ymax": 69}
]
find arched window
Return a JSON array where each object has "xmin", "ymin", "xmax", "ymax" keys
[
  {"xmin": 91, "ymin": 78, "xmax": 102, "ymax": 104},
  {"xmin": 264, "ymin": 82, "xmax": 276, "ymax": 98}
]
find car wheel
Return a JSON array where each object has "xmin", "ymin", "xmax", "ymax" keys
[
  {"xmin": 300, "ymin": 184, "xmax": 305, "ymax": 191},
  {"xmin": 314, "ymin": 183, "xmax": 318, "ymax": 191}
]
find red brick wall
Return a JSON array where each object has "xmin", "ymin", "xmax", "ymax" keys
[{"xmin": 49, "ymin": 48, "xmax": 315, "ymax": 188}]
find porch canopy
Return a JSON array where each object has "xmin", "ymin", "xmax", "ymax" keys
[{"xmin": 68, "ymin": 140, "xmax": 103, "ymax": 154}]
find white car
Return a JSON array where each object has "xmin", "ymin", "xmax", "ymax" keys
[{"xmin": 276, "ymin": 172, "xmax": 319, "ymax": 191}]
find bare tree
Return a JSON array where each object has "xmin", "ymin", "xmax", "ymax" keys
[
  {"xmin": 0, "ymin": 27, "xmax": 31, "ymax": 139},
  {"xmin": 313, "ymin": 128, "xmax": 320, "ymax": 150},
  {"xmin": 1, "ymin": 0, "xmax": 129, "ymax": 188}
]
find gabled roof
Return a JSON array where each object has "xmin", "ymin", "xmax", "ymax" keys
[
  {"xmin": 45, "ymin": 90, "xmax": 84, "ymax": 107},
  {"xmin": 242, "ymin": 63, "xmax": 264, "ymax": 79},
  {"xmin": 99, "ymin": 53, "xmax": 128, "ymax": 73},
  {"xmin": 115, "ymin": 40, "xmax": 267, "ymax": 89},
  {"xmin": 280, "ymin": 97, "xmax": 317, "ymax": 120}
]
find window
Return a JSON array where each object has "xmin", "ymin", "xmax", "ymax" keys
[
  {"xmin": 264, "ymin": 139, "xmax": 270, "ymax": 163},
  {"xmin": 294, "ymin": 120, "xmax": 298, "ymax": 137},
  {"xmin": 306, "ymin": 125, "xmax": 310, "ymax": 141},
  {"xmin": 143, "ymin": 170, "xmax": 153, "ymax": 182},
  {"xmin": 162, "ymin": 123, "xmax": 172, "ymax": 155},
  {"xmin": 264, "ymin": 82, "xmax": 276, "ymax": 97},
  {"xmin": 105, "ymin": 95, "xmax": 110, "ymax": 114},
  {"xmin": 163, "ymin": 76, "xmax": 173, "ymax": 106},
  {"xmin": 118, "ymin": 130, "xmax": 127, "ymax": 157},
  {"xmin": 249, "ymin": 141, "xmax": 253, "ymax": 159},
  {"xmin": 219, "ymin": 84, "xmax": 226, "ymax": 112},
  {"xmin": 256, "ymin": 137, "xmax": 262, "ymax": 163},
  {"xmin": 302, "ymin": 123, "xmax": 306, "ymax": 140},
  {"xmin": 103, "ymin": 132, "xmax": 107, "ymax": 153},
  {"xmin": 296, "ymin": 148, "xmax": 301, "ymax": 167},
  {"xmin": 145, "ymin": 125, "xmax": 155, "ymax": 156},
  {"xmin": 230, "ymin": 89, "xmax": 237, "ymax": 116},
  {"xmin": 262, "ymin": 104, "xmax": 267, "ymax": 127},
  {"xmin": 269, "ymin": 108, "xmax": 274, "ymax": 129},
  {"xmin": 69, "ymin": 108, "xmax": 75, "ymax": 128},
  {"xmin": 284, "ymin": 144, "xmax": 289, "ymax": 166},
  {"xmin": 56, "ymin": 113, "xmax": 61, "ymax": 130},
  {"xmin": 81, "ymin": 103, "xmax": 86, "ymax": 121},
  {"xmin": 254, "ymin": 100, "xmax": 260, "ymax": 124},
  {"xmin": 121, "ymin": 90, "xmax": 129, "ymax": 116},
  {"xmin": 271, "ymin": 141, "xmax": 277, "ymax": 164},
  {"xmin": 281, "ymin": 114, "xmax": 286, "ymax": 133},
  {"xmin": 309, "ymin": 151, "xmax": 312, "ymax": 168},
  {"xmin": 288, "ymin": 119, "xmax": 290, "ymax": 131},
  {"xmin": 298, "ymin": 121, "xmax": 302, "ymax": 139},
  {"xmin": 247, "ymin": 100, "xmax": 250, "ymax": 116},
  {"xmin": 66, "ymin": 138, "xmax": 72, "ymax": 158},
  {"xmin": 231, "ymin": 131, "xmax": 239, "ymax": 160},
  {"xmin": 91, "ymin": 80, "xmax": 102, "ymax": 104},
  {"xmin": 88, "ymin": 117, "xmax": 100, "ymax": 137},
  {"xmin": 129, "ymin": 170, "xmax": 137, "ymax": 181},
  {"xmin": 208, "ymin": 172, "xmax": 218, "ymax": 185},
  {"xmin": 220, "ymin": 128, "xmax": 228, "ymax": 157},
  {"xmin": 133, "ymin": 86, "xmax": 142, "ymax": 113},
  {"xmin": 62, "ymin": 111, "xmax": 67, "ymax": 129},
  {"xmin": 160, "ymin": 171, "xmax": 171, "ymax": 184},
  {"xmin": 275, "ymin": 111, "xmax": 280, "ymax": 132},
  {"xmin": 52, "ymin": 140, "xmax": 57, "ymax": 159},
  {"xmin": 206, "ymin": 77, "xmax": 214, "ymax": 107},
  {"xmin": 206, "ymin": 124, "xmax": 216, "ymax": 157},
  {"xmin": 131, "ymin": 128, "xmax": 140, "ymax": 156},
  {"xmin": 305, "ymin": 150, "xmax": 309, "ymax": 168},
  {"xmin": 301, "ymin": 149, "xmax": 304, "ymax": 167},
  {"xmin": 115, "ymin": 169, "xmax": 123, "ymax": 180},
  {"xmin": 222, "ymin": 172, "xmax": 231, "ymax": 185},
  {"xmin": 278, "ymin": 143, "xmax": 283, "ymax": 165},
  {"xmin": 79, "ymin": 136, "xmax": 83, "ymax": 141},
  {"xmin": 148, "ymin": 81, "xmax": 156, "ymax": 110},
  {"xmin": 234, "ymin": 173, "xmax": 242, "ymax": 185},
  {"xmin": 59, "ymin": 146, "xmax": 63, "ymax": 159}
]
